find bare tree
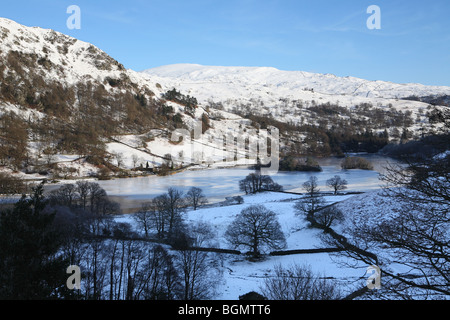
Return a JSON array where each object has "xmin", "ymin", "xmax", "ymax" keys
[
  {"xmin": 147, "ymin": 197, "xmax": 168, "ymax": 239},
  {"xmin": 49, "ymin": 184, "xmax": 77, "ymax": 208},
  {"xmin": 233, "ymin": 195, "xmax": 244, "ymax": 204},
  {"xmin": 185, "ymin": 187, "xmax": 207, "ymax": 210},
  {"xmin": 152, "ymin": 188, "xmax": 186, "ymax": 240},
  {"xmin": 131, "ymin": 154, "xmax": 139, "ymax": 169},
  {"xmin": 302, "ymin": 176, "xmax": 320, "ymax": 197},
  {"xmin": 132, "ymin": 202, "xmax": 155, "ymax": 238},
  {"xmin": 225, "ymin": 205, "xmax": 286, "ymax": 259},
  {"xmin": 112, "ymin": 152, "xmax": 124, "ymax": 168},
  {"xmin": 88, "ymin": 182, "xmax": 107, "ymax": 214},
  {"xmin": 176, "ymin": 222, "xmax": 221, "ymax": 300},
  {"xmin": 140, "ymin": 244, "xmax": 181, "ymax": 300},
  {"xmin": 294, "ymin": 195, "xmax": 326, "ymax": 222},
  {"xmin": 315, "ymin": 206, "xmax": 344, "ymax": 228},
  {"xmin": 123, "ymin": 239, "xmax": 146, "ymax": 300},
  {"xmin": 295, "ymin": 176, "xmax": 326, "ymax": 221},
  {"xmin": 84, "ymin": 235, "xmax": 109, "ymax": 299},
  {"xmin": 260, "ymin": 264, "xmax": 342, "ymax": 300},
  {"xmin": 328, "ymin": 147, "xmax": 450, "ymax": 298},
  {"xmin": 326, "ymin": 175, "xmax": 348, "ymax": 195},
  {"xmin": 76, "ymin": 181, "xmax": 90, "ymax": 210}
]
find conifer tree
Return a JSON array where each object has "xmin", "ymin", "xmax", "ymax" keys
[{"xmin": 0, "ymin": 182, "xmax": 71, "ymax": 299}]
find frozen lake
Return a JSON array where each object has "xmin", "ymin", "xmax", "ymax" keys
[{"xmin": 97, "ymin": 154, "xmax": 399, "ymax": 205}]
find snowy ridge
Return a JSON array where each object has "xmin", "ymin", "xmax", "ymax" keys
[
  {"xmin": 0, "ymin": 17, "xmax": 162, "ymax": 96},
  {"xmin": 143, "ymin": 63, "xmax": 450, "ymax": 101}
]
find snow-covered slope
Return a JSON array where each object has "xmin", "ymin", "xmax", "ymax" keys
[
  {"xmin": 0, "ymin": 18, "xmax": 269, "ymax": 178},
  {"xmin": 0, "ymin": 17, "xmax": 161, "ymax": 95}
]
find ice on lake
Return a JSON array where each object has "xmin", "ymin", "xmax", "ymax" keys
[{"xmin": 97, "ymin": 155, "xmax": 397, "ymax": 204}]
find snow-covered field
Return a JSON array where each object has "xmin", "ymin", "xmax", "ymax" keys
[{"xmin": 115, "ymin": 191, "xmax": 368, "ymax": 299}]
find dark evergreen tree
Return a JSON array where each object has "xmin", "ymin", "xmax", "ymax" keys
[{"xmin": 0, "ymin": 182, "xmax": 71, "ymax": 299}]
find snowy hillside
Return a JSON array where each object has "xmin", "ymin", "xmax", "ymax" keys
[
  {"xmin": 0, "ymin": 18, "xmax": 270, "ymax": 179},
  {"xmin": 0, "ymin": 17, "xmax": 158, "ymax": 92},
  {"xmin": 142, "ymin": 64, "xmax": 450, "ymax": 134}
]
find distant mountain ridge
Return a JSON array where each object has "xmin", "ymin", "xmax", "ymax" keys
[
  {"xmin": 142, "ymin": 63, "xmax": 449, "ymax": 141},
  {"xmin": 142, "ymin": 63, "xmax": 450, "ymax": 102}
]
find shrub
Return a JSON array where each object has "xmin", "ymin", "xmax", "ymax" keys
[
  {"xmin": 341, "ymin": 157, "xmax": 374, "ymax": 170},
  {"xmin": 239, "ymin": 172, "xmax": 283, "ymax": 194},
  {"xmin": 279, "ymin": 156, "xmax": 322, "ymax": 172}
]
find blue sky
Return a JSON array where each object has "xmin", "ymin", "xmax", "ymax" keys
[{"xmin": 2, "ymin": 0, "xmax": 450, "ymax": 86}]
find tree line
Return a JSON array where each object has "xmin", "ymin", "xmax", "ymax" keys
[{"xmin": 0, "ymin": 182, "xmax": 220, "ymax": 300}]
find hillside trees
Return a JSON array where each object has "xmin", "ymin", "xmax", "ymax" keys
[
  {"xmin": 163, "ymin": 88, "xmax": 198, "ymax": 116},
  {"xmin": 201, "ymin": 112, "xmax": 211, "ymax": 133},
  {"xmin": 0, "ymin": 48, "xmax": 189, "ymax": 172},
  {"xmin": 236, "ymin": 101, "xmax": 399, "ymax": 157},
  {"xmin": 0, "ymin": 112, "xmax": 28, "ymax": 170}
]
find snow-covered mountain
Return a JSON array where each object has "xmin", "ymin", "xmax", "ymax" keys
[
  {"xmin": 143, "ymin": 63, "xmax": 450, "ymax": 102},
  {"xmin": 142, "ymin": 63, "xmax": 450, "ymax": 145}
]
